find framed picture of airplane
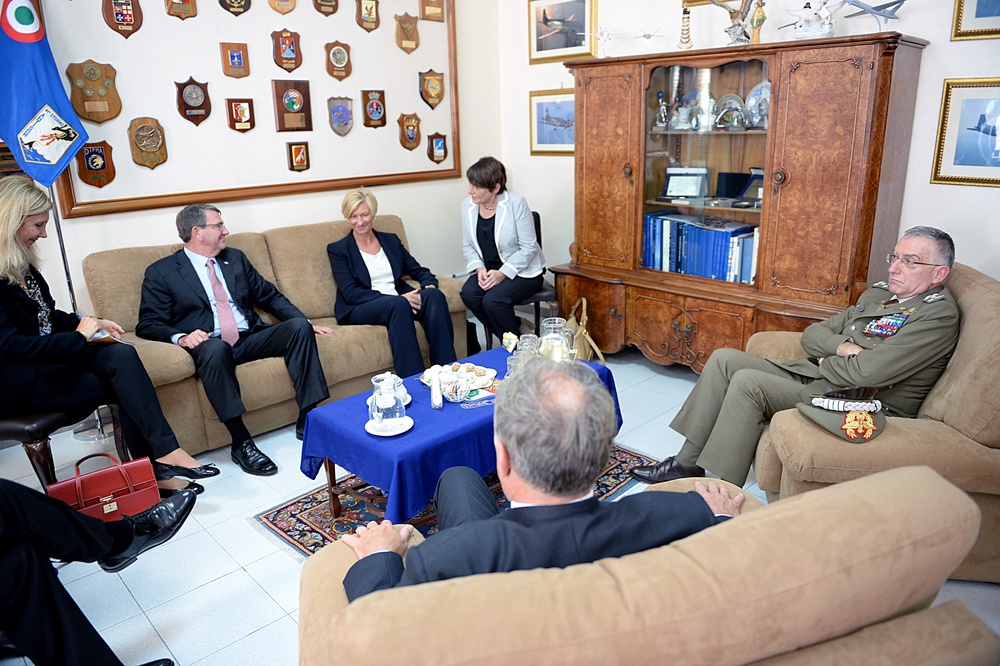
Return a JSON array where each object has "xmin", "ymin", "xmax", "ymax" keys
[
  {"xmin": 528, "ymin": 0, "xmax": 596, "ymax": 64},
  {"xmin": 932, "ymin": 78, "xmax": 1000, "ymax": 188},
  {"xmin": 952, "ymin": 0, "xmax": 1000, "ymax": 41},
  {"xmin": 530, "ymin": 89, "xmax": 575, "ymax": 155}
]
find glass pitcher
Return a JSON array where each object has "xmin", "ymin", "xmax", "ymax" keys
[
  {"xmin": 369, "ymin": 374, "xmax": 406, "ymax": 426},
  {"xmin": 538, "ymin": 317, "xmax": 575, "ymax": 362}
]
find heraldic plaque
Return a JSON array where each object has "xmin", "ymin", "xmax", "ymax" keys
[
  {"xmin": 165, "ymin": 0, "xmax": 197, "ymax": 19},
  {"xmin": 128, "ymin": 117, "xmax": 167, "ymax": 169},
  {"xmin": 220, "ymin": 43, "xmax": 250, "ymax": 78},
  {"xmin": 362, "ymin": 90, "xmax": 385, "ymax": 128},
  {"xmin": 176, "ymin": 78, "xmax": 211, "ymax": 126},
  {"xmin": 268, "ymin": 0, "xmax": 294, "ymax": 14},
  {"xmin": 313, "ymin": 0, "xmax": 337, "ymax": 14},
  {"xmin": 394, "ymin": 13, "xmax": 418, "ymax": 53},
  {"xmin": 419, "ymin": 69, "xmax": 444, "ymax": 109},
  {"xmin": 397, "ymin": 113, "xmax": 420, "ymax": 150},
  {"xmin": 325, "ymin": 42, "xmax": 351, "ymax": 79},
  {"xmin": 272, "ymin": 29, "xmax": 302, "ymax": 72},
  {"xmin": 219, "ymin": 0, "xmax": 250, "ymax": 16},
  {"xmin": 419, "ymin": 0, "xmax": 443, "ymax": 22},
  {"xmin": 76, "ymin": 141, "xmax": 116, "ymax": 188},
  {"xmin": 328, "ymin": 97, "xmax": 352, "ymax": 135},
  {"xmin": 272, "ymin": 80, "xmax": 313, "ymax": 131},
  {"xmin": 66, "ymin": 60, "xmax": 122, "ymax": 124},
  {"xmin": 226, "ymin": 99, "xmax": 255, "ymax": 132},
  {"xmin": 103, "ymin": 0, "xmax": 143, "ymax": 38},
  {"xmin": 355, "ymin": 0, "xmax": 378, "ymax": 32},
  {"xmin": 286, "ymin": 142, "xmax": 309, "ymax": 171},
  {"xmin": 426, "ymin": 132, "xmax": 447, "ymax": 163}
]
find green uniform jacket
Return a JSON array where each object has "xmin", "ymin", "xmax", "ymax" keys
[{"xmin": 782, "ymin": 283, "xmax": 960, "ymax": 418}]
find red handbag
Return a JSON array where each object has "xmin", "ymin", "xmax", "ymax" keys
[{"xmin": 48, "ymin": 453, "xmax": 160, "ymax": 521}]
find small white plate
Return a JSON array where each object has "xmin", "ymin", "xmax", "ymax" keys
[
  {"xmin": 366, "ymin": 393, "xmax": 412, "ymax": 407},
  {"xmin": 364, "ymin": 415, "xmax": 414, "ymax": 437}
]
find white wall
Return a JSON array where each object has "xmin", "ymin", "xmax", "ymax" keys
[{"xmin": 39, "ymin": 0, "xmax": 999, "ymax": 315}]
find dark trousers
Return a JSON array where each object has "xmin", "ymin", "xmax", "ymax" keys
[
  {"xmin": 187, "ymin": 318, "xmax": 329, "ymax": 423},
  {"xmin": 0, "ymin": 479, "xmax": 124, "ymax": 666},
  {"xmin": 461, "ymin": 274, "xmax": 543, "ymax": 342},
  {"xmin": 3, "ymin": 343, "xmax": 180, "ymax": 460},
  {"xmin": 343, "ymin": 290, "xmax": 457, "ymax": 378},
  {"xmin": 433, "ymin": 466, "xmax": 500, "ymax": 531}
]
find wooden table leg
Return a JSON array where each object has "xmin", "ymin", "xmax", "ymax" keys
[
  {"xmin": 324, "ymin": 459, "xmax": 343, "ymax": 518},
  {"xmin": 323, "ymin": 458, "xmax": 388, "ymax": 519}
]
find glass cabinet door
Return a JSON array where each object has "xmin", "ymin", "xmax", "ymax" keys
[{"xmin": 642, "ymin": 59, "xmax": 769, "ymax": 286}]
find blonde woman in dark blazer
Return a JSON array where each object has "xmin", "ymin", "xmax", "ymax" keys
[{"xmin": 460, "ymin": 157, "xmax": 545, "ymax": 342}]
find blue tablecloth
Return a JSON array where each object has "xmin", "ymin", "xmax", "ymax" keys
[{"xmin": 300, "ymin": 348, "xmax": 621, "ymax": 522}]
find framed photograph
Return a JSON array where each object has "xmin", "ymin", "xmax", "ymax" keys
[
  {"xmin": 529, "ymin": 89, "xmax": 575, "ymax": 155},
  {"xmin": 952, "ymin": 0, "xmax": 1000, "ymax": 41},
  {"xmin": 528, "ymin": 0, "xmax": 596, "ymax": 65},
  {"xmin": 932, "ymin": 78, "xmax": 1000, "ymax": 188}
]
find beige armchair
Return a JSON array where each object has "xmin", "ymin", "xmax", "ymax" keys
[{"xmin": 751, "ymin": 263, "xmax": 1000, "ymax": 583}]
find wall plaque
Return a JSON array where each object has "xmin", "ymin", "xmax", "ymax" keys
[
  {"xmin": 419, "ymin": 69, "xmax": 443, "ymax": 109},
  {"xmin": 272, "ymin": 80, "xmax": 312, "ymax": 131},
  {"xmin": 76, "ymin": 141, "xmax": 116, "ymax": 188},
  {"xmin": 267, "ymin": 0, "xmax": 295, "ymax": 14},
  {"xmin": 128, "ymin": 117, "xmax": 167, "ymax": 169},
  {"xmin": 219, "ymin": 0, "xmax": 250, "ymax": 16},
  {"xmin": 355, "ymin": 0, "xmax": 378, "ymax": 32},
  {"xmin": 176, "ymin": 78, "xmax": 211, "ymax": 126},
  {"xmin": 66, "ymin": 60, "xmax": 122, "ymax": 124},
  {"xmin": 419, "ymin": 0, "xmax": 443, "ymax": 21},
  {"xmin": 426, "ymin": 132, "xmax": 447, "ymax": 163},
  {"xmin": 164, "ymin": 0, "xmax": 197, "ymax": 19},
  {"xmin": 327, "ymin": 97, "xmax": 353, "ymax": 136},
  {"xmin": 362, "ymin": 89, "xmax": 385, "ymax": 128},
  {"xmin": 394, "ymin": 13, "xmax": 418, "ymax": 53},
  {"xmin": 313, "ymin": 0, "xmax": 337, "ymax": 15},
  {"xmin": 397, "ymin": 113, "xmax": 420, "ymax": 150},
  {"xmin": 286, "ymin": 142, "xmax": 309, "ymax": 171},
  {"xmin": 324, "ymin": 41, "xmax": 351, "ymax": 79},
  {"xmin": 226, "ymin": 98, "xmax": 255, "ymax": 132},
  {"xmin": 220, "ymin": 42, "xmax": 250, "ymax": 78},
  {"xmin": 103, "ymin": 0, "xmax": 143, "ymax": 38},
  {"xmin": 271, "ymin": 29, "xmax": 302, "ymax": 72}
]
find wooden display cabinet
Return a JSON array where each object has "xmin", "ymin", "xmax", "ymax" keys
[{"xmin": 551, "ymin": 33, "xmax": 926, "ymax": 371}]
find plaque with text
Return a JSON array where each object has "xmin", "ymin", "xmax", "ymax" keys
[
  {"xmin": 220, "ymin": 42, "xmax": 250, "ymax": 78},
  {"xmin": 164, "ymin": 0, "xmax": 197, "ymax": 19},
  {"xmin": 362, "ymin": 89, "xmax": 385, "ymax": 128},
  {"xmin": 313, "ymin": 0, "xmax": 337, "ymax": 15},
  {"xmin": 219, "ymin": 0, "xmax": 250, "ymax": 16},
  {"xmin": 397, "ymin": 113, "xmax": 420, "ymax": 150},
  {"xmin": 419, "ymin": 69, "xmax": 444, "ymax": 109},
  {"xmin": 176, "ymin": 78, "xmax": 211, "ymax": 126},
  {"xmin": 327, "ymin": 97, "xmax": 352, "ymax": 136},
  {"xmin": 66, "ymin": 60, "xmax": 122, "ymax": 124},
  {"xmin": 394, "ymin": 13, "xmax": 418, "ymax": 53},
  {"xmin": 76, "ymin": 141, "xmax": 116, "ymax": 188},
  {"xmin": 286, "ymin": 142, "xmax": 309, "ymax": 171},
  {"xmin": 128, "ymin": 117, "xmax": 167, "ymax": 169},
  {"xmin": 226, "ymin": 98, "xmax": 255, "ymax": 132},
  {"xmin": 103, "ymin": 0, "xmax": 143, "ymax": 38},
  {"xmin": 426, "ymin": 132, "xmax": 447, "ymax": 163},
  {"xmin": 267, "ymin": 0, "xmax": 294, "ymax": 14},
  {"xmin": 272, "ymin": 80, "xmax": 312, "ymax": 131},
  {"xmin": 324, "ymin": 42, "xmax": 351, "ymax": 79},
  {"xmin": 419, "ymin": 0, "xmax": 443, "ymax": 21},
  {"xmin": 271, "ymin": 29, "xmax": 302, "ymax": 72},
  {"xmin": 355, "ymin": 0, "xmax": 378, "ymax": 32}
]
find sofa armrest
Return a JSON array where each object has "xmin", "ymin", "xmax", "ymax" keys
[
  {"xmin": 647, "ymin": 477, "xmax": 767, "ymax": 513},
  {"xmin": 435, "ymin": 275, "xmax": 466, "ymax": 313},
  {"xmin": 745, "ymin": 331, "xmax": 808, "ymax": 364}
]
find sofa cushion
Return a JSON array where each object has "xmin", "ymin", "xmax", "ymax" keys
[
  {"xmin": 309, "ymin": 467, "xmax": 979, "ymax": 665},
  {"xmin": 919, "ymin": 263, "xmax": 1000, "ymax": 449},
  {"xmin": 120, "ymin": 334, "xmax": 196, "ymax": 386},
  {"xmin": 83, "ymin": 243, "xmax": 181, "ymax": 331}
]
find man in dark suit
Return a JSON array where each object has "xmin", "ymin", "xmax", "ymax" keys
[
  {"xmin": 340, "ymin": 354, "xmax": 744, "ymax": 602},
  {"xmin": 137, "ymin": 204, "xmax": 332, "ymax": 476}
]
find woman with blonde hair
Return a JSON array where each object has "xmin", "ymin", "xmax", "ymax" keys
[
  {"xmin": 0, "ymin": 175, "xmax": 217, "ymax": 496},
  {"xmin": 327, "ymin": 188, "xmax": 456, "ymax": 377}
]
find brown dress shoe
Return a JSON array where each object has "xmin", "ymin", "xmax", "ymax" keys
[{"xmin": 629, "ymin": 456, "xmax": 705, "ymax": 484}]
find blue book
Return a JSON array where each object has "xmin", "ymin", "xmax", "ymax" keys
[
  {"xmin": 642, "ymin": 213, "xmax": 653, "ymax": 268},
  {"xmin": 740, "ymin": 233, "xmax": 755, "ymax": 283},
  {"xmin": 652, "ymin": 216, "xmax": 662, "ymax": 270}
]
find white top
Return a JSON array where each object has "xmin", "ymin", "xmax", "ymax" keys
[{"xmin": 361, "ymin": 248, "xmax": 396, "ymax": 296}]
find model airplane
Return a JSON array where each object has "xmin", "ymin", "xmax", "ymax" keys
[{"xmin": 780, "ymin": 0, "xmax": 906, "ymax": 36}]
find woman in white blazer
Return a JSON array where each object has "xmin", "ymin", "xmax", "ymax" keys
[{"xmin": 460, "ymin": 157, "xmax": 546, "ymax": 342}]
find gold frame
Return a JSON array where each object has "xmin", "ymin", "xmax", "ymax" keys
[
  {"xmin": 951, "ymin": 0, "xmax": 1000, "ymax": 41},
  {"xmin": 931, "ymin": 77, "xmax": 1000, "ymax": 188},
  {"xmin": 528, "ymin": 0, "xmax": 596, "ymax": 65},
  {"xmin": 529, "ymin": 88, "xmax": 575, "ymax": 156}
]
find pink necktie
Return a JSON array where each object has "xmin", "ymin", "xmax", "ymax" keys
[{"xmin": 207, "ymin": 259, "xmax": 240, "ymax": 345}]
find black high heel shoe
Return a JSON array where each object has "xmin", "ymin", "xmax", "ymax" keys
[
  {"xmin": 153, "ymin": 461, "xmax": 220, "ymax": 481},
  {"xmin": 159, "ymin": 481, "xmax": 204, "ymax": 499}
]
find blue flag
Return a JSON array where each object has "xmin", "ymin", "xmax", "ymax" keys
[{"xmin": 0, "ymin": 0, "xmax": 88, "ymax": 187}]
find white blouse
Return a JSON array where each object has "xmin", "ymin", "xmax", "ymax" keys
[{"xmin": 361, "ymin": 248, "xmax": 396, "ymax": 296}]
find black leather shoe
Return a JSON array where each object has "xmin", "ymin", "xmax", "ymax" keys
[
  {"xmin": 231, "ymin": 439, "xmax": 278, "ymax": 476},
  {"xmin": 153, "ymin": 460, "xmax": 220, "ymax": 481},
  {"xmin": 158, "ymin": 481, "xmax": 204, "ymax": 499},
  {"xmin": 295, "ymin": 419, "xmax": 305, "ymax": 441},
  {"xmin": 629, "ymin": 456, "xmax": 705, "ymax": 484},
  {"xmin": 99, "ymin": 491, "xmax": 197, "ymax": 573}
]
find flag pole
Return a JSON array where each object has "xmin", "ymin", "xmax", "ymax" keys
[{"xmin": 46, "ymin": 184, "xmax": 78, "ymax": 312}]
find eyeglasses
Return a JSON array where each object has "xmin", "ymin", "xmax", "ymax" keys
[
  {"xmin": 201, "ymin": 222, "xmax": 226, "ymax": 230},
  {"xmin": 886, "ymin": 252, "xmax": 943, "ymax": 269}
]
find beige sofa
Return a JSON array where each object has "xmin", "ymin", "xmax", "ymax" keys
[
  {"xmin": 81, "ymin": 216, "xmax": 467, "ymax": 455},
  {"xmin": 750, "ymin": 263, "xmax": 1000, "ymax": 583},
  {"xmin": 298, "ymin": 467, "xmax": 999, "ymax": 665}
]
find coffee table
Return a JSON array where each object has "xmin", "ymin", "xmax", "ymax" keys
[{"xmin": 300, "ymin": 348, "xmax": 622, "ymax": 523}]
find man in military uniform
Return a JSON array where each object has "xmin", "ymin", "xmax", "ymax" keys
[{"xmin": 631, "ymin": 226, "xmax": 960, "ymax": 487}]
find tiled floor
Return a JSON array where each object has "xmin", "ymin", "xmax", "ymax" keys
[{"xmin": 1, "ymin": 347, "xmax": 997, "ymax": 664}]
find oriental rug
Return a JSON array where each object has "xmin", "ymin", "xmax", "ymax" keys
[{"xmin": 253, "ymin": 443, "xmax": 655, "ymax": 557}]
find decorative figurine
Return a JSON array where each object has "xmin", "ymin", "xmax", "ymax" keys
[
  {"xmin": 749, "ymin": 0, "xmax": 766, "ymax": 44},
  {"xmin": 707, "ymin": 0, "xmax": 753, "ymax": 46},
  {"xmin": 677, "ymin": 5, "xmax": 693, "ymax": 50},
  {"xmin": 655, "ymin": 92, "xmax": 670, "ymax": 128}
]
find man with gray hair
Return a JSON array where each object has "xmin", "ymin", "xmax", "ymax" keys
[
  {"xmin": 631, "ymin": 226, "xmax": 960, "ymax": 486},
  {"xmin": 340, "ymin": 354, "xmax": 743, "ymax": 602},
  {"xmin": 137, "ymin": 204, "xmax": 333, "ymax": 477}
]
